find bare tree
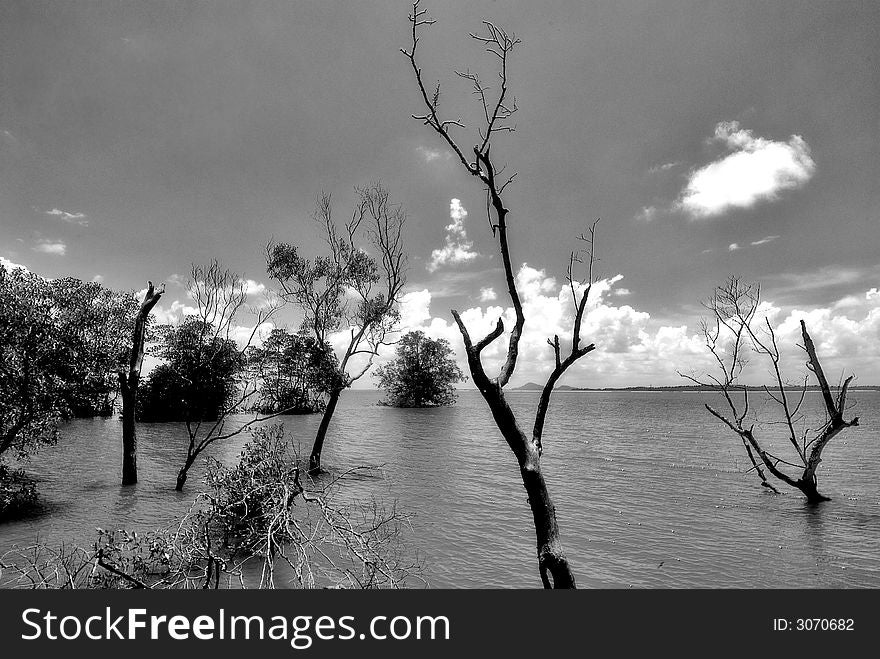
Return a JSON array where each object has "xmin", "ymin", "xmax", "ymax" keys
[
  {"xmin": 403, "ymin": 1, "xmax": 601, "ymax": 588},
  {"xmin": 267, "ymin": 182, "xmax": 407, "ymax": 473},
  {"xmin": 118, "ymin": 281, "xmax": 164, "ymax": 486},
  {"xmin": 169, "ymin": 261, "xmax": 280, "ymax": 491},
  {"xmin": 685, "ymin": 277, "xmax": 860, "ymax": 503}
]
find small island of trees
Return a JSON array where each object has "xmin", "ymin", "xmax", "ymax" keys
[{"xmin": 374, "ymin": 331, "xmax": 466, "ymax": 408}]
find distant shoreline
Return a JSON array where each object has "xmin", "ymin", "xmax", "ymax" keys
[{"xmin": 509, "ymin": 383, "xmax": 880, "ymax": 393}]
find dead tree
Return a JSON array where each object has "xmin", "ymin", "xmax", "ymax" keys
[
  {"xmin": 404, "ymin": 1, "xmax": 599, "ymax": 588},
  {"xmin": 686, "ymin": 278, "xmax": 860, "ymax": 503},
  {"xmin": 118, "ymin": 281, "xmax": 164, "ymax": 486},
  {"xmin": 267, "ymin": 183, "xmax": 407, "ymax": 474}
]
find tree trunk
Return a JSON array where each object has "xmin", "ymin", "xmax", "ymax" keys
[
  {"xmin": 798, "ymin": 471, "xmax": 831, "ymax": 504},
  {"xmin": 120, "ymin": 281, "xmax": 163, "ymax": 486},
  {"xmin": 309, "ymin": 387, "xmax": 342, "ymax": 474},
  {"xmin": 482, "ymin": 387, "xmax": 576, "ymax": 589},
  {"xmin": 120, "ymin": 376, "xmax": 138, "ymax": 486},
  {"xmin": 175, "ymin": 458, "xmax": 193, "ymax": 492}
]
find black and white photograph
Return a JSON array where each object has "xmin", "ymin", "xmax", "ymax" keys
[{"xmin": 0, "ymin": 0, "xmax": 878, "ymax": 650}]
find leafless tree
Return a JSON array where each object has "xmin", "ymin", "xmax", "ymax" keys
[
  {"xmin": 403, "ymin": 1, "xmax": 601, "ymax": 588},
  {"xmin": 171, "ymin": 261, "xmax": 280, "ymax": 491},
  {"xmin": 267, "ymin": 182, "xmax": 407, "ymax": 473},
  {"xmin": 685, "ymin": 277, "xmax": 860, "ymax": 503},
  {"xmin": 118, "ymin": 281, "xmax": 163, "ymax": 486}
]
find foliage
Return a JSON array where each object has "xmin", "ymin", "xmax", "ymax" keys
[
  {"xmin": 246, "ymin": 330, "xmax": 341, "ymax": 414},
  {"xmin": 0, "ymin": 264, "xmax": 137, "ymax": 460},
  {"xmin": 374, "ymin": 331, "xmax": 465, "ymax": 407},
  {"xmin": 0, "ymin": 464, "xmax": 39, "ymax": 520},
  {"xmin": 49, "ymin": 278, "xmax": 139, "ymax": 417},
  {"xmin": 266, "ymin": 183, "xmax": 407, "ymax": 390},
  {"xmin": 138, "ymin": 318, "xmax": 242, "ymax": 422}
]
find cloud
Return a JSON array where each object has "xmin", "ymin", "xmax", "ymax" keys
[
  {"xmin": 648, "ymin": 161, "xmax": 680, "ymax": 174},
  {"xmin": 479, "ymin": 287, "xmax": 497, "ymax": 302},
  {"xmin": 0, "ymin": 256, "xmax": 29, "ymax": 272},
  {"xmin": 46, "ymin": 208, "xmax": 88, "ymax": 226},
  {"xmin": 92, "ymin": 274, "xmax": 104, "ymax": 283},
  {"xmin": 390, "ymin": 264, "xmax": 712, "ymax": 387},
  {"xmin": 33, "ymin": 239, "xmax": 67, "ymax": 255},
  {"xmin": 343, "ymin": 262, "xmax": 880, "ymax": 388},
  {"xmin": 750, "ymin": 235, "xmax": 779, "ymax": 246},
  {"xmin": 635, "ymin": 205, "xmax": 659, "ymax": 222},
  {"xmin": 427, "ymin": 199, "xmax": 482, "ymax": 272},
  {"xmin": 677, "ymin": 121, "xmax": 816, "ymax": 219},
  {"xmin": 416, "ymin": 146, "xmax": 452, "ymax": 163},
  {"xmin": 728, "ymin": 243, "xmax": 739, "ymax": 251}
]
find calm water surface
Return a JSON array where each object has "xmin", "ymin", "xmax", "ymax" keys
[{"xmin": 2, "ymin": 390, "xmax": 878, "ymax": 588}]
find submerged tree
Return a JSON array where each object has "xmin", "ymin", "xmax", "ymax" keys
[
  {"xmin": 1, "ymin": 266, "xmax": 139, "ymax": 462},
  {"xmin": 404, "ymin": 1, "xmax": 601, "ymax": 588},
  {"xmin": 374, "ymin": 330, "xmax": 465, "ymax": 407},
  {"xmin": 267, "ymin": 182, "xmax": 407, "ymax": 473},
  {"xmin": 49, "ymin": 278, "xmax": 139, "ymax": 418},
  {"xmin": 686, "ymin": 277, "xmax": 860, "ymax": 503},
  {"xmin": 246, "ymin": 329, "xmax": 339, "ymax": 415},
  {"xmin": 166, "ymin": 261, "xmax": 278, "ymax": 492},
  {"xmin": 118, "ymin": 281, "xmax": 164, "ymax": 486},
  {"xmin": 139, "ymin": 318, "xmax": 241, "ymax": 422}
]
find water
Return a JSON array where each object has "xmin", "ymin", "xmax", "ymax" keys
[{"xmin": 2, "ymin": 390, "xmax": 878, "ymax": 588}]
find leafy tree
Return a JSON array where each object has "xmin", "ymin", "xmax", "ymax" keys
[
  {"xmin": 138, "ymin": 318, "xmax": 242, "ymax": 423},
  {"xmin": 0, "ymin": 264, "xmax": 138, "ymax": 461},
  {"xmin": 374, "ymin": 331, "xmax": 465, "ymax": 407},
  {"xmin": 0, "ymin": 264, "xmax": 65, "ymax": 460},
  {"xmin": 247, "ymin": 329, "xmax": 340, "ymax": 414},
  {"xmin": 267, "ymin": 182, "xmax": 407, "ymax": 472},
  {"xmin": 49, "ymin": 278, "xmax": 139, "ymax": 417}
]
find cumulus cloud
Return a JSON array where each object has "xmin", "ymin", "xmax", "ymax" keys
[
  {"xmin": 345, "ymin": 263, "xmax": 880, "ymax": 388},
  {"xmin": 46, "ymin": 208, "xmax": 88, "ymax": 226},
  {"xmin": 0, "ymin": 256, "xmax": 29, "ymax": 272},
  {"xmin": 33, "ymin": 239, "xmax": 66, "ymax": 255},
  {"xmin": 728, "ymin": 243, "xmax": 740, "ymax": 251},
  {"xmin": 388, "ymin": 264, "xmax": 712, "ymax": 387},
  {"xmin": 677, "ymin": 121, "xmax": 815, "ymax": 219},
  {"xmin": 427, "ymin": 199, "xmax": 482, "ymax": 272},
  {"xmin": 479, "ymin": 287, "xmax": 497, "ymax": 302}
]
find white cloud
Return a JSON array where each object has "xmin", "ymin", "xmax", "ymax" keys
[
  {"xmin": 46, "ymin": 208, "xmax": 88, "ymax": 226},
  {"xmin": 33, "ymin": 239, "xmax": 67, "ymax": 255},
  {"xmin": 353, "ymin": 263, "xmax": 880, "ymax": 388},
  {"xmin": 240, "ymin": 278, "xmax": 266, "ymax": 296},
  {"xmin": 479, "ymin": 287, "xmax": 497, "ymax": 302},
  {"xmin": 613, "ymin": 288, "xmax": 631, "ymax": 296},
  {"xmin": 417, "ymin": 146, "xmax": 452, "ymax": 163},
  {"xmin": 648, "ymin": 161, "xmax": 680, "ymax": 173},
  {"xmin": 750, "ymin": 235, "xmax": 779, "ymax": 246},
  {"xmin": 92, "ymin": 274, "xmax": 104, "ymax": 283},
  {"xmin": 427, "ymin": 198, "xmax": 482, "ymax": 272},
  {"xmin": 0, "ymin": 256, "xmax": 29, "ymax": 272},
  {"xmin": 677, "ymin": 121, "xmax": 816, "ymax": 219},
  {"xmin": 728, "ymin": 243, "xmax": 739, "ymax": 251}
]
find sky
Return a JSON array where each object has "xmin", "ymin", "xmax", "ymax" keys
[{"xmin": 1, "ymin": 0, "xmax": 879, "ymax": 387}]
